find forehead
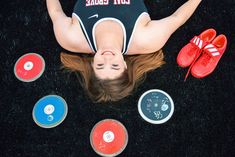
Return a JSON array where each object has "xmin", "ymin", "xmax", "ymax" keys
[{"xmin": 94, "ymin": 68, "xmax": 124, "ymax": 79}]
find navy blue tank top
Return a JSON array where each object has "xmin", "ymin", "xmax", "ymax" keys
[{"xmin": 73, "ymin": 0, "xmax": 148, "ymax": 54}]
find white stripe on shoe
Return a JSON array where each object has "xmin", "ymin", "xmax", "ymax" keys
[
  {"xmin": 192, "ymin": 36, "xmax": 203, "ymax": 49},
  {"xmin": 204, "ymin": 44, "xmax": 220, "ymax": 56}
]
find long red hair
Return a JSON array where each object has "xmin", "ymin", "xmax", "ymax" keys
[{"xmin": 60, "ymin": 50, "xmax": 165, "ymax": 102}]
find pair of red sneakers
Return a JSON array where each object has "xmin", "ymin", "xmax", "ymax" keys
[{"xmin": 177, "ymin": 28, "xmax": 227, "ymax": 80}]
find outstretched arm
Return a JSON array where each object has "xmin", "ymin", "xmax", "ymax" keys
[
  {"xmin": 46, "ymin": 0, "xmax": 91, "ymax": 52},
  {"xmin": 46, "ymin": 0, "xmax": 67, "ymax": 21},
  {"xmin": 140, "ymin": 0, "xmax": 202, "ymax": 53}
]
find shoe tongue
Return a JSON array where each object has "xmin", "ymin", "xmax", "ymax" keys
[{"xmin": 204, "ymin": 44, "xmax": 220, "ymax": 57}]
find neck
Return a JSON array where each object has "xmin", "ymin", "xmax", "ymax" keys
[{"xmin": 95, "ymin": 21, "xmax": 124, "ymax": 53}]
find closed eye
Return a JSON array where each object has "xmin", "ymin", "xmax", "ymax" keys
[
  {"xmin": 111, "ymin": 64, "xmax": 120, "ymax": 70},
  {"xmin": 96, "ymin": 64, "xmax": 104, "ymax": 69},
  {"xmin": 95, "ymin": 64, "xmax": 120, "ymax": 70},
  {"xmin": 112, "ymin": 64, "xmax": 119, "ymax": 67},
  {"xmin": 96, "ymin": 67, "xmax": 120, "ymax": 70}
]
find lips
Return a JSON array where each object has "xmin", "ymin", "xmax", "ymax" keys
[{"xmin": 102, "ymin": 51, "xmax": 115, "ymax": 55}]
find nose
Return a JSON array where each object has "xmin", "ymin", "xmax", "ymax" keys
[{"xmin": 103, "ymin": 54, "xmax": 115, "ymax": 61}]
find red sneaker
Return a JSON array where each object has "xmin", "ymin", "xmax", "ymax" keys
[
  {"xmin": 191, "ymin": 35, "xmax": 227, "ymax": 78},
  {"xmin": 177, "ymin": 29, "xmax": 216, "ymax": 67}
]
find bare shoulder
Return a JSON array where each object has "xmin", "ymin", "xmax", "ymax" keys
[
  {"xmin": 69, "ymin": 16, "xmax": 93, "ymax": 53},
  {"xmin": 127, "ymin": 14, "xmax": 156, "ymax": 55},
  {"xmin": 54, "ymin": 15, "xmax": 93, "ymax": 54},
  {"xmin": 127, "ymin": 14, "xmax": 180, "ymax": 55}
]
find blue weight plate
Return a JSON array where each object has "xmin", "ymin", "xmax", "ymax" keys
[{"xmin": 32, "ymin": 95, "xmax": 68, "ymax": 128}]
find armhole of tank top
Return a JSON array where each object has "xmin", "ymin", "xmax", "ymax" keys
[
  {"xmin": 92, "ymin": 18, "xmax": 127, "ymax": 54},
  {"xmin": 72, "ymin": 13, "xmax": 96, "ymax": 53},
  {"xmin": 124, "ymin": 12, "xmax": 149, "ymax": 55}
]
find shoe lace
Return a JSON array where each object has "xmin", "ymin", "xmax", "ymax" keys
[{"xmin": 184, "ymin": 49, "xmax": 202, "ymax": 81}]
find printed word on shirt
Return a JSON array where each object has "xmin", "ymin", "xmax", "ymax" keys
[{"xmin": 86, "ymin": 0, "xmax": 130, "ymax": 6}]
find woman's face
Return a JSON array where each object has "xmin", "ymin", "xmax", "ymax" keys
[{"xmin": 92, "ymin": 50, "xmax": 127, "ymax": 79}]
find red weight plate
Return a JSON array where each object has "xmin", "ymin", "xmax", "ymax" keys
[
  {"xmin": 14, "ymin": 53, "xmax": 45, "ymax": 82},
  {"xmin": 90, "ymin": 119, "xmax": 128, "ymax": 157}
]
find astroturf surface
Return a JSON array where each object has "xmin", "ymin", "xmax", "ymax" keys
[{"xmin": 0, "ymin": 0, "xmax": 234, "ymax": 156}]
